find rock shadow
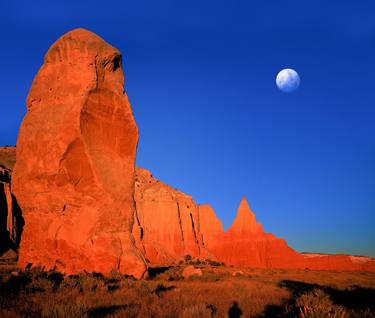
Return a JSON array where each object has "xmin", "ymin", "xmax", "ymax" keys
[
  {"xmin": 153, "ymin": 283, "xmax": 176, "ymax": 297},
  {"xmin": 12, "ymin": 194, "xmax": 24, "ymax": 248},
  {"xmin": 281, "ymin": 279, "xmax": 375, "ymax": 312},
  {"xmin": 147, "ymin": 266, "xmax": 172, "ymax": 279},
  {"xmin": 0, "ymin": 182, "xmax": 12, "ymax": 254},
  {"xmin": 88, "ymin": 304, "xmax": 139, "ymax": 318},
  {"xmin": 228, "ymin": 301, "xmax": 243, "ymax": 318},
  {"xmin": 0, "ymin": 190, "xmax": 24, "ymax": 256}
]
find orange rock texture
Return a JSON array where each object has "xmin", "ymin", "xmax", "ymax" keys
[
  {"xmin": 200, "ymin": 197, "xmax": 306, "ymax": 268},
  {"xmin": 132, "ymin": 168, "xmax": 212, "ymax": 265},
  {"xmin": 11, "ymin": 29, "xmax": 146, "ymax": 278},
  {"xmin": 199, "ymin": 197, "xmax": 375, "ymax": 271}
]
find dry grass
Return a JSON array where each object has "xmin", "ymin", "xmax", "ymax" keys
[{"xmin": 0, "ymin": 265, "xmax": 374, "ymax": 317}]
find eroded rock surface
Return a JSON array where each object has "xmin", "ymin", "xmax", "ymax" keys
[
  {"xmin": 133, "ymin": 168, "xmax": 213, "ymax": 265},
  {"xmin": 200, "ymin": 197, "xmax": 305, "ymax": 268},
  {"xmin": 200, "ymin": 197, "xmax": 375, "ymax": 271},
  {"xmin": 11, "ymin": 29, "xmax": 146, "ymax": 278}
]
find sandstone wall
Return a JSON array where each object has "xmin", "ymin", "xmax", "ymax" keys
[{"xmin": 133, "ymin": 168, "xmax": 212, "ymax": 265}]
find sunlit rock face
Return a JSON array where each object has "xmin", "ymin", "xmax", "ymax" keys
[
  {"xmin": 133, "ymin": 167, "xmax": 213, "ymax": 265},
  {"xmin": 200, "ymin": 197, "xmax": 305, "ymax": 268},
  {"xmin": 12, "ymin": 29, "xmax": 146, "ymax": 278},
  {"xmin": 199, "ymin": 197, "xmax": 375, "ymax": 271}
]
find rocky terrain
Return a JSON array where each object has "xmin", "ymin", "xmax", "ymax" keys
[{"xmin": 0, "ymin": 28, "xmax": 374, "ymax": 278}]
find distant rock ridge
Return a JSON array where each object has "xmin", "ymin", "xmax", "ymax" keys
[{"xmin": 199, "ymin": 196, "xmax": 375, "ymax": 271}]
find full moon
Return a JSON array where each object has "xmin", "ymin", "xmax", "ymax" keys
[{"xmin": 276, "ymin": 68, "xmax": 300, "ymax": 92}]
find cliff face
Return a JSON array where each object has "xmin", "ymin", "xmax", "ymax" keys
[
  {"xmin": 2, "ymin": 150, "xmax": 375, "ymax": 272},
  {"xmin": 11, "ymin": 29, "xmax": 146, "ymax": 278},
  {"xmin": 132, "ymin": 168, "xmax": 212, "ymax": 265}
]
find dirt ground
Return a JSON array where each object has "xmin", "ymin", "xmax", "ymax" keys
[{"xmin": 0, "ymin": 260, "xmax": 374, "ymax": 318}]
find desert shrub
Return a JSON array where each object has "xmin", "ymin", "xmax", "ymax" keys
[
  {"xmin": 135, "ymin": 281, "xmax": 153, "ymax": 297},
  {"xmin": 181, "ymin": 304, "xmax": 216, "ymax": 318},
  {"xmin": 184, "ymin": 255, "xmax": 192, "ymax": 262},
  {"xmin": 295, "ymin": 288, "xmax": 349, "ymax": 318},
  {"xmin": 107, "ymin": 271, "xmax": 125, "ymax": 281},
  {"xmin": 103, "ymin": 304, "xmax": 141, "ymax": 318},
  {"xmin": 166, "ymin": 271, "xmax": 183, "ymax": 281},
  {"xmin": 188, "ymin": 273, "xmax": 221, "ymax": 282},
  {"xmin": 1, "ymin": 267, "xmax": 65, "ymax": 294},
  {"xmin": 46, "ymin": 271, "xmax": 64, "ymax": 287},
  {"xmin": 205, "ymin": 259, "xmax": 224, "ymax": 267},
  {"xmin": 26, "ymin": 276, "xmax": 55, "ymax": 293},
  {"xmin": 41, "ymin": 301, "xmax": 88, "ymax": 318},
  {"xmin": 1, "ymin": 273, "xmax": 31, "ymax": 294},
  {"xmin": 351, "ymin": 308, "xmax": 375, "ymax": 318},
  {"xmin": 73, "ymin": 275, "xmax": 106, "ymax": 292},
  {"xmin": 148, "ymin": 266, "xmax": 183, "ymax": 281}
]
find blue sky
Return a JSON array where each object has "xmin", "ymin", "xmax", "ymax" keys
[{"xmin": 1, "ymin": 1, "xmax": 374, "ymax": 256}]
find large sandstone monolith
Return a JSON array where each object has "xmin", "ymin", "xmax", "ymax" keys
[
  {"xmin": 133, "ymin": 168, "xmax": 212, "ymax": 265},
  {"xmin": 12, "ymin": 28, "xmax": 146, "ymax": 278}
]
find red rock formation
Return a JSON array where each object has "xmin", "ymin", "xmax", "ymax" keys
[
  {"xmin": 200, "ymin": 197, "xmax": 375, "ymax": 271},
  {"xmin": 198, "ymin": 204, "xmax": 225, "ymax": 252},
  {"xmin": 133, "ymin": 168, "xmax": 212, "ymax": 265},
  {"xmin": 0, "ymin": 166, "xmax": 15, "ymax": 253},
  {"xmin": 302, "ymin": 253, "xmax": 375, "ymax": 271},
  {"xmin": 201, "ymin": 197, "xmax": 304, "ymax": 268},
  {"xmin": 11, "ymin": 29, "xmax": 146, "ymax": 278},
  {"xmin": 226, "ymin": 198, "xmax": 263, "ymax": 236}
]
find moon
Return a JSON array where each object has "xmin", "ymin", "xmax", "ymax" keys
[{"xmin": 276, "ymin": 68, "xmax": 300, "ymax": 92}]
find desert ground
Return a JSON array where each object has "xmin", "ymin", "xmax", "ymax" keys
[{"xmin": 1, "ymin": 255, "xmax": 375, "ymax": 318}]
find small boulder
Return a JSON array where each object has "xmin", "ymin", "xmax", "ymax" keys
[
  {"xmin": 182, "ymin": 265, "xmax": 202, "ymax": 279},
  {"xmin": 232, "ymin": 270, "xmax": 244, "ymax": 277}
]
